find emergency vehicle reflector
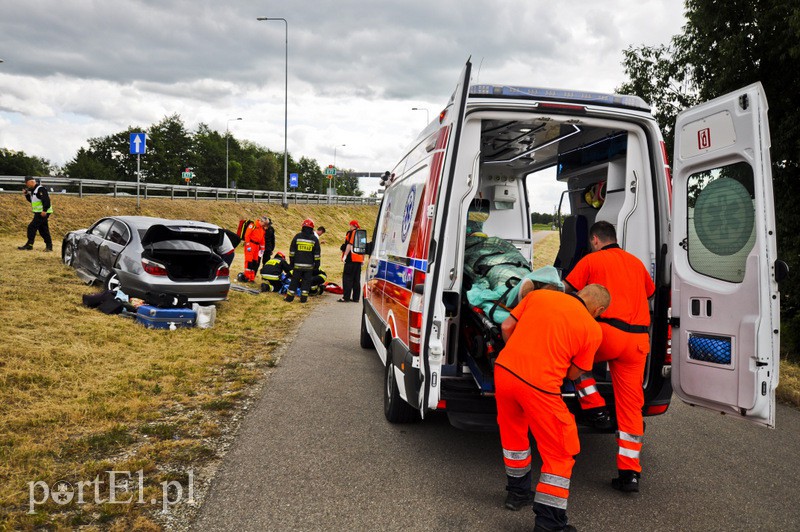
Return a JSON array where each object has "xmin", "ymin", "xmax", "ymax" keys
[
  {"xmin": 645, "ymin": 404, "xmax": 669, "ymax": 416},
  {"xmin": 409, "ymin": 269, "xmax": 426, "ymax": 355}
]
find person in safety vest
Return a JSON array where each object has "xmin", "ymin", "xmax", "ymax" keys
[
  {"xmin": 564, "ymin": 221, "xmax": 656, "ymax": 493},
  {"xmin": 309, "ymin": 267, "xmax": 327, "ymax": 296},
  {"xmin": 495, "ymin": 284, "xmax": 609, "ymax": 532},
  {"xmin": 285, "ymin": 219, "xmax": 320, "ymax": 303},
  {"xmin": 260, "ymin": 252, "xmax": 291, "ymax": 293},
  {"xmin": 18, "ymin": 176, "xmax": 54, "ymax": 252},
  {"xmin": 241, "ymin": 216, "xmax": 271, "ymax": 282},
  {"xmin": 338, "ymin": 220, "xmax": 363, "ymax": 303}
]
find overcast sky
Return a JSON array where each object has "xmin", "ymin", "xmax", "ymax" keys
[{"xmin": 0, "ymin": 0, "xmax": 686, "ymax": 202}]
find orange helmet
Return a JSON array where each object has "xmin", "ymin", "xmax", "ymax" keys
[{"xmin": 302, "ymin": 219, "xmax": 314, "ymax": 229}]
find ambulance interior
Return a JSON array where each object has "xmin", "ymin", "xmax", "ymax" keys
[{"xmin": 452, "ymin": 113, "xmax": 657, "ymax": 406}]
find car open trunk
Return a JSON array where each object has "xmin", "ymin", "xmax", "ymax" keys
[{"xmin": 144, "ymin": 240, "xmax": 221, "ymax": 281}]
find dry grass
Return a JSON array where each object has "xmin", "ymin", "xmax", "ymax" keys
[
  {"xmin": 532, "ymin": 230, "xmax": 559, "ymax": 269},
  {"xmin": 0, "ymin": 195, "xmax": 376, "ymax": 530}
]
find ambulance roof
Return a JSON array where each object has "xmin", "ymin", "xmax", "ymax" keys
[{"xmin": 469, "ymin": 84, "xmax": 651, "ymax": 113}]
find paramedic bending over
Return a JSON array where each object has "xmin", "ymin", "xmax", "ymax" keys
[
  {"xmin": 564, "ymin": 220, "xmax": 655, "ymax": 493},
  {"xmin": 494, "ymin": 284, "xmax": 609, "ymax": 532}
]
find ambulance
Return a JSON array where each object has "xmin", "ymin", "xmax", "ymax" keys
[{"xmin": 357, "ymin": 59, "xmax": 785, "ymax": 431}]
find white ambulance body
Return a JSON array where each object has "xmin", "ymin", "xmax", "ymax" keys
[{"xmin": 360, "ymin": 59, "xmax": 782, "ymax": 431}]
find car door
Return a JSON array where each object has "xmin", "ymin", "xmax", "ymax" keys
[
  {"xmin": 98, "ymin": 220, "xmax": 131, "ymax": 277},
  {"xmin": 671, "ymin": 82, "xmax": 780, "ymax": 428},
  {"xmin": 78, "ymin": 218, "xmax": 114, "ymax": 277}
]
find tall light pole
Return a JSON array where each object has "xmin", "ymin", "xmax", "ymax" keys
[
  {"xmin": 226, "ymin": 117, "xmax": 242, "ymax": 190},
  {"xmin": 257, "ymin": 16, "xmax": 289, "ymax": 207},
  {"xmin": 333, "ymin": 144, "xmax": 345, "ymax": 196},
  {"xmin": 412, "ymin": 107, "xmax": 429, "ymax": 124}
]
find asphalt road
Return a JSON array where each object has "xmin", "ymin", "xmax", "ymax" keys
[{"xmin": 194, "ymin": 299, "xmax": 800, "ymax": 532}]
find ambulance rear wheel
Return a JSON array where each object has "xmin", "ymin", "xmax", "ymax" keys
[
  {"xmin": 360, "ymin": 310, "xmax": 374, "ymax": 350},
  {"xmin": 384, "ymin": 360, "xmax": 418, "ymax": 423}
]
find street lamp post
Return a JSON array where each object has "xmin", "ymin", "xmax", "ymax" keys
[
  {"xmin": 412, "ymin": 107, "xmax": 430, "ymax": 124},
  {"xmin": 226, "ymin": 117, "xmax": 242, "ymax": 190},
  {"xmin": 333, "ymin": 144, "xmax": 345, "ymax": 196},
  {"xmin": 257, "ymin": 16, "xmax": 289, "ymax": 208}
]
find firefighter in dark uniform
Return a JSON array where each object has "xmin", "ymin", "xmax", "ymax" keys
[
  {"xmin": 260, "ymin": 252, "xmax": 291, "ymax": 293},
  {"xmin": 309, "ymin": 267, "xmax": 328, "ymax": 296},
  {"xmin": 18, "ymin": 176, "xmax": 54, "ymax": 252},
  {"xmin": 285, "ymin": 219, "xmax": 321, "ymax": 303}
]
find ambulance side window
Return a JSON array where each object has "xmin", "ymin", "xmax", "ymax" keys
[{"xmin": 686, "ymin": 161, "xmax": 755, "ymax": 283}]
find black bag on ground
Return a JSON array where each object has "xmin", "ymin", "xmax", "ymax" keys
[
  {"xmin": 82, "ymin": 290, "xmax": 124, "ymax": 314},
  {"xmin": 144, "ymin": 292, "xmax": 190, "ymax": 309}
]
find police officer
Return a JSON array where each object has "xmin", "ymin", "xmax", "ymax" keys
[
  {"xmin": 338, "ymin": 220, "xmax": 363, "ymax": 302},
  {"xmin": 564, "ymin": 221, "xmax": 656, "ymax": 493},
  {"xmin": 495, "ymin": 284, "xmax": 609, "ymax": 532},
  {"xmin": 18, "ymin": 176, "xmax": 54, "ymax": 252},
  {"xmin": 285, "ymin": 219, "xmax": 321, "ymax": 303},
  {"xmin": 260, "ymin": 252, "xmax": 291, "ymax": 293}
]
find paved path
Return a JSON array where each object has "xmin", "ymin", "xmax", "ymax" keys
[{"xmin": 195, "ymin": 298, "xmax": 800, "ymax": 531}]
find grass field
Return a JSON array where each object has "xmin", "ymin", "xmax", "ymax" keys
[{"xmin": 0, "ymin": 195, "xmax": 377, "ymax": 530}]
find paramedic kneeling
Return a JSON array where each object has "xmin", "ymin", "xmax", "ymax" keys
[
  {"xmin": 564, "ymin": 221, "xmax": 655, "ymax": 493},
  {"xmin": 495, "ymin": 284, "xmax": 609, "ymax": 532}
]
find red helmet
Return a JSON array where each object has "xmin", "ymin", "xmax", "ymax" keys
[
  {"xmin": 275, "ymin": 252, "xmax": 285, "ymax": 260},
  {"xmin": 302, "ymin": 219, "xmax": 314, "ymax": 229}
]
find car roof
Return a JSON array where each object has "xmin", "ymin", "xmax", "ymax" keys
[{"xmin": 112, "ymin": 216, "xmax": 219, "ymax": 231}]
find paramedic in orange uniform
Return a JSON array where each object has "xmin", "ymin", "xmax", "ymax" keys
[
  {"xmin": 495, "ymin": 284, "xmax": 609, "ymax": 532},
  {"xmin": 242, "ymin": 216, "xmax": 269, "ymax": 282},
  {"xmin": 564, "ymin": 221, "xmax": 655, "ymax": 493}
]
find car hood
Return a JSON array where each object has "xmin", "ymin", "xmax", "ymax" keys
[{"xmin": 141, "ymin": 223, "xmax": 223, "ymax": 248}]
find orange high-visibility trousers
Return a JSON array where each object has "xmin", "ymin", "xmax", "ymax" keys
[
  {"xmin": 243, "ymin": 242, "xmax": 261, "ymax": 281},
  {"xmin": 593, "ymin": 323, "xmax": 648, "ymax": 472},
  {"xmin": 496, "ymin": 366, "xmax": 578, "ymax": 513}
]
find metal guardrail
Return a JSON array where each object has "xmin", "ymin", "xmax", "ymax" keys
[{"xmin": 0, "ymin": 176, "xmax": 378, "ymax": 205}]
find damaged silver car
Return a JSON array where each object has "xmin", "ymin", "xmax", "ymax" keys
[{"xmin": 62, "ymin": 216, "xmax": 230, "ymax": 302}]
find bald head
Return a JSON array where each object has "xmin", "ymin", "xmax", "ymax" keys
[{"xmin": 577, "ymin": 284, "xmax": 610, "ymax": 318}]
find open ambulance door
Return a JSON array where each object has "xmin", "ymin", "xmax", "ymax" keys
[
  {"xmin": 671, "ymin": 83, "xmax": 781, "ymax": 428},
  {"xmin": 419, "ymin": 59, "xmax": 472, "ymax": 418}
]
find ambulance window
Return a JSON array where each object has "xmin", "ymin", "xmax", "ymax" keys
[{"xmin": 686, "ymin": 161, "xmax": 755, "ymax": 283}]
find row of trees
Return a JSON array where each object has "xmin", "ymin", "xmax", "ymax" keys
[
  {"xmin": 0, "ymin": 114, "xmax": 362, "ymax": 196},
  {"xmin": 618, "ymin": 0, "xmax": 800, "ymax": 354}
]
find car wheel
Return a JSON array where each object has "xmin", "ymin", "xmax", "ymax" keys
[
  {"xmin": 105, "ymin": 273, "xmax": 120, "ymax": 292},
  {"xmin": 384, "ymin": 358, "xmax": 419, "ymax": 423},
  {"xmin": 62, "ymin": 240, "xmax": 76, "ymax": 266},
  {"xmin": 360, "ymin": 309, "xmax": 374, "ymax": 350}
]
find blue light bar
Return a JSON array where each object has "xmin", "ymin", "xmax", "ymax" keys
[{"xmin": 469, "ymin": 84, "xmax": 651, "ymax": 112}]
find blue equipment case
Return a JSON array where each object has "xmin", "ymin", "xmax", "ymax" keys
[{"xmin": 136, "ymin": 305, "xmax": 196, "ymax": 329}]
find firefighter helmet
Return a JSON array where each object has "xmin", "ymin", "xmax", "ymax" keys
[
  {"xmin": 275, "ymin": 251, "xmax": 285, "ymax": 260},
  {"xmin": 302, "ymin": 218, "xmax": 315, "ymax": 229}
]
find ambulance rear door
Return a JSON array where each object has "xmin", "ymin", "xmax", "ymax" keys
[
  {"xmin": 671, "ymin": 82, "xmax": 780, "ymax": 428},
  {"xmin": 419, "ymin": 58, "xmax": 472, "ymax": 416}
]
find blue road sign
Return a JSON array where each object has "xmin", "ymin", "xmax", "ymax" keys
[
  {"xmin": 290, "ymin": 173, "xmax": 299, "ymax": 188},
  {"xmin": 130, "ymin": 133, "xmax": 146, "ymax": 154}
]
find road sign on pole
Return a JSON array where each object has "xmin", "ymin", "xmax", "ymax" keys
[
  {"xmin": 324, "ymin": 165, "xmax": 337, "ymax": 177},
  {"xmin": 290, "ymin": 173, "xmax": 299, "ymax": 188},
  {"xmin": 130, "ymin": 133, "xmax": 146, "ymax": 154}
]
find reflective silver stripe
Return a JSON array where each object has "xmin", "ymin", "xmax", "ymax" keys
[
  {"xmin": 616, "ymin": 431, "xmax": 644, "ymax": 444},
  {"xmin": 534, "ymin": 491, "xmax": 568, "ymax": 510},
  {"xmin": 505, "ymin": 464, "xmax": 531, "ymax": 477},
  {"xmin": 574, "ymin": 374, "xmax": 592, "ymax": 383},
  {"xmin": 577, "ymin": 384, "xmax": 598, "ymax": 397},
  {"xmin": 539, "ymin": 473, "xmax": 570, "ymax": 490},
  {"xmin": 503, "ymin": 448, "xmax": 531, "ymax": 461},
  {"xmin": 618, "ymin": 447, "xmax": 641, "ymax": 459}
]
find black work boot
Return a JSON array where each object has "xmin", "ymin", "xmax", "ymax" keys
[
  {"xmin": 611, "ymin": 469, "xmax": 641, "ymax": 492},
  {"xmin": 284, "ymin": 294, "xmax": 294, "ymax": 302},
  {"xmin": 260, "ymin": 283, "xmax": 270, "ymax": 293},
  {"xmin": 533, "ymin": 524, "xmax": 577, "ymax": 532},
  {"xmin": 504, "ymin": 490, "xmax": 534, "ymax": 511},
  {"xmin": 586, "ymin": 408, "xmax": 613, "ymax": 431},
  {"xmin": 18, "ymin": 243, "xmax": 33, "ymax": 250},
  {"xmin": 300, "ymin": 295, "xmax": 308, "ymax": 303},
  {"xmin": 44, "ymin": 246, "xmax": 53, "ymax": 252}
]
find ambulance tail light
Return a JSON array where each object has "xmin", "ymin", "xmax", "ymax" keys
[
  {"xmin": 409, "ymin": 270, "xmax": 426, "ymax": 355},
  {"xmin": 645, "ymin": 404, "xmax": 670, "ymax": 416},
  {"xmin": 660, "ymin": 140, "xmax": 673, "ymax": 208},
  {"xmin": 436, "ymin": 400, "xmax": 447, "ymax": 410},
  {"xmin": 536, "ymin": 102, "xmax": 587, "ymax": 113}
]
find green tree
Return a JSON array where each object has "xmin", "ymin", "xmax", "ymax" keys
[
  {"xmin": 620, "ymin": 0, "xmax": 800, "ymax": 353},
  {"xmin": 147, "ymin": 114, "xmax": 193, "ymax": 185},
  {"xmin": 63, "ymin": 148, "xmax": 118, "ymax": 181},
  {"xmin": 0, "ymin": 148, "xmax": 52, "ymax": 176}
]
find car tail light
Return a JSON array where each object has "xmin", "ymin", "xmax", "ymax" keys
[
  {"xmin": 645, "ymin": 404, "xmax": 669, "ymax": 416},
  {"xmin": 409, "ymin": 269, "xmax": 426, "ymax": 355},
  {"xmin": 216, "ymin": 264, "xmax": 230, "ymax": 278},
  {"xmin": 436, "ymin": 400, "xmax": 447, "ymax": 410},
  {"xmin": 142, "ymin": 258, "xmax": 168, "ymax": 276}
]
